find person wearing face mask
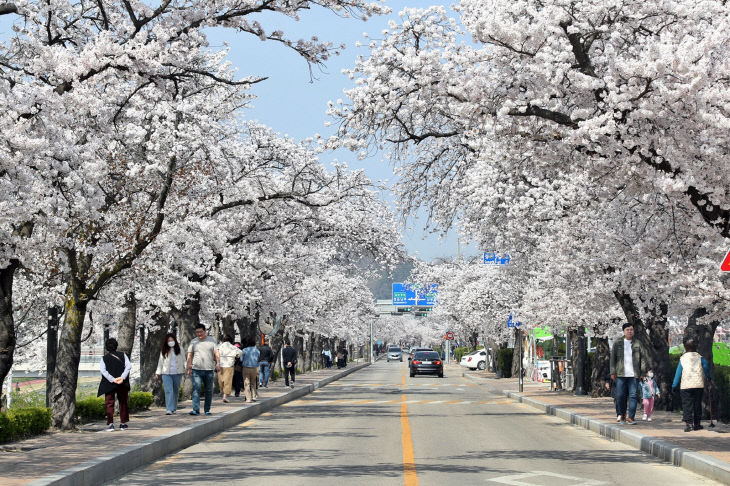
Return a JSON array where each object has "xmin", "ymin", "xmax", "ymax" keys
[
  {"xmin": 640, "ymin": 370, "xmax": 661, "ymax": 421},
  {"xmin": 156, "ymin": 333, "xmax": 186, "ymax": 415}
]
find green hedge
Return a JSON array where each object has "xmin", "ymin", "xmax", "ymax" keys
[
  {"xmin": 454, "ymin": 346, "xmax": 475, "ymax": 363},
  {"xmin": 0, "ymin": 407, "xmax": 51, "ymax": 443},
  {"xmin": 497, "ymin": 348, "xmax": 513, "ymax": 378},
  {"xmin": 76, "ymin": 391, "xmax": 154, "ymax": 421}
]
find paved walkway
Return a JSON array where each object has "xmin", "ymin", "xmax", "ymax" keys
[
  {"xmin": 0, "ymin": 362, "xmax": 367, "ymax": 486},
  {"xmin": 463, "ymin": 369, "xmax": 730, "ymax": 482}
]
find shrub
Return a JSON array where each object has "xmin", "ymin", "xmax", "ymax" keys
[
  {"xmin": 714, "ymin": 365, "xmax": 730, "ymax": 422},
  {"xmin": 128, "ymin": 392, "xmax": 153, "ymax": 411},
  {"xmin": 0, "ymin": 407, "xmax": 52, "ymax": 443},
  {"xmin": 8, "ymin": 389, "xmax": 46, "ymax": 410},
  {"xmin": 76, "ymin": 396, "xmax": 106, "ymax": 420},
  {"xmin": 454, "ymin": 346, "xmax": 475, "ymax": 363},
  {"xmin": 497, "ymin": 348, "xmax": 513, "ymax": 378}
]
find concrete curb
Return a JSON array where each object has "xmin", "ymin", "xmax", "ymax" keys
[
  {"xmin": 28, "ymin": 363, "xmax": 370, "ymax": 486},
  {"xmin": 462, "ymin": 372, "xmax": 730, "ymax": 484}
]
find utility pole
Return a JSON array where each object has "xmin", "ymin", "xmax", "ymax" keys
[{"xmin": 370, "ymin": 320, "xmax": 374, "ymax": 363}]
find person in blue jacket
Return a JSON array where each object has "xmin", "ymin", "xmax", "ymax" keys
[{"xmin": 672, "ymin": 339, "xmax": 712, "ymax": 432}]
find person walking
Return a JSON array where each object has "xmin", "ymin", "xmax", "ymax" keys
[
  {"xmin": 610, "ymin": 323, "xmax": 648, "ymax": 425},
  {"xmin": 640, "ymin": 370, "xmax": 661, "ymax": 421},
  {"xmin": 186, "ymin": 324, "xmax": 220, "ymax": 416},
  {"xmin": 241, "ymin": 337, "xmax": 260, "ymax": 402},
  {"xmin": 258, "ymin": 338, "xmax": 274, "ymax": 388},
  {"xmin": 672, "ymin": 339, "xmax": 712, "ymax": 432},
  {"xmin": 218, "ymin": 335, "xmax": 242, "ymax": 403},
  {"xmin": 322, "ymin": 348, "xmax": 332, "ymax": 368},
  {"xmin": 97, "ymin": 338, "xmax": 131, "ymax": 431},
  {"xmin": 282, "ymin": 340, "xmax": 297, "ymax": 388},
  {"xmin": 233, "ymin": 342, "xmax": 244, "ymax": 397},
  {"xmin": 155, "ymin": 333, "xmax": 185, "ymax": 415}
]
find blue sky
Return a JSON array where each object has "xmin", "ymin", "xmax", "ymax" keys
[{"xmin": 203, "ymin": 1, "xmax": 478, "ymax": 261}]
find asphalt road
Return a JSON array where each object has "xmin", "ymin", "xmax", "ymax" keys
[{"xmin": 113, "ymin": 360, "xmax": 719, "ymax": 486}]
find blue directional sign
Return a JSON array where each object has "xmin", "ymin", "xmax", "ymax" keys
[
  {"xmin": 507, "ymin": 314, "xmax": 521, "ymax": 327},
  {"xmin": 392, "ymin": 283, "xmax": 438, "ymax": 306},
  {"xmin": 483, "ymin": 252, "xmax": 511, "ymax": 265}
]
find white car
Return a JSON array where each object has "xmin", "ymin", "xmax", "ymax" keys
[{"xmin": 460, "ymin": 349, "xmax": 487, "ymax": 370}]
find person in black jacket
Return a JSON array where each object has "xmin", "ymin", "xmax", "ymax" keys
[
  {"xmin": 97, "ymin": 338, "xmax": 131, "ymax": 431},
  {"xmin": 282, "ymin": 341, "xmax": 297, "ymax": 388},
  {"xmin": 258, "ymin": 338, "xmax": 275, "ymax": 388}
]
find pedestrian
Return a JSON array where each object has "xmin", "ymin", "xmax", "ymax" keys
[
  {"xmin": 282, "ymin": 340, "xmax": 297, "ymax": 388},
  {"xmin": 233, "ymin": 342, "xmax": 244, "ymax": 397},
  {"xmin": 336, "ymin": 348, "xmax": 344, "ymax": 369},
  {"xmin": 322, "ymin": 347, "xmax": 332, "ymax": 368},
  {"xmin": 672, "ymin": 339, "xmax": 711, "ymax": 432},
  {"xmin": 609, "ymin": 323, "xmax": 648, "ymax": 425},
  {"xmin": 155, "ymin": 333, "xmax": 185, "ymax": 415},
  {"xmin": 342, "ymin": 347, "xmax": 348, "ymax": 367},
  {"xmin": 241, "ymin": 337, "xmax": 260, "ymax": 402},
  {"xmin": 186, "ymin": 324, "xmax": 221, "ymax": 416},
  {"xmin": 640, "ymin": 369, "xmax": 661, "ymax": 421},
  {"xmin": 97, "ymin": 338, "xmax": 131, "ymax": 431},
  {"xmin": 258, "ymin": 338, "xmax": 275, "ymax": 388},
  {"xmin": 218, "ymin": 335, "xmax": 242, "ymax": 403}
]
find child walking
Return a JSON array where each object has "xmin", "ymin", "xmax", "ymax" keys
[{"xmin": 640, "ymin": 370, "xmax": 661, "ymax": 421}]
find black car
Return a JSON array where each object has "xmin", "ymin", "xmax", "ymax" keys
[{"xmin": 409, "ymin": 351, "xmax": 443, "ymax": 378}]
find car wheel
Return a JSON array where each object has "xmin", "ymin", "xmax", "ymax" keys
[
  {"xmin": 387, "ymin": 359, "xmax": 390, "ymax": 362},
  {"xmin": 410, "ymin": 372, "xmax": 415, "ymax": 377},
  {"xmin": 477, "ymin": 361, "xmax": 486, "ymax": 370},
  {"xmin": 438, "ymin": 373, "xmax": 444, "ymax": 378}
]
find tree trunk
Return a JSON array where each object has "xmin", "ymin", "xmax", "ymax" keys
[
  {"xmin": 50, "ymin": 293, "xmax": 89, "ymax": 429},
  {"xmin": 140, "ymin": 312, "xmax": 169, "ymax": 405},
  {"xmin": 590, "ymin": 336, "xmax": 611, "ymax": 398},
  {"xmin": 46, "ymin": 306, "xmax": 60, "ymax": 408},
  {"xmin": 221, "ymin": 315, "xmax": 236, "ymax": 342},
  {"xmin": 116, "ymin": 292, "xmax": 136, "ymax": 358},
  {"xmin": 0, "ymin": 261, "xmax": 20, "ymax": 389},
  {"xmin": 511, "ymin": 328, "xmax": 521, "ymax": 377},
  {"xmin": 172, "ymin": 292, "xmax": 200, "ymax": 400},
  {"xmin": 643, "ymin": 302, "xmax": 672, "ymax": 409},
  {"xmin": 685, "ymin": 307, "xmax": 720, "ymax": 418},
  {"xmin": 294, "ymin": 333, "xmax": 304, "ymax": 371}
]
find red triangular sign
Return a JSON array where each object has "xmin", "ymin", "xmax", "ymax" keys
[{"xmin": 722, "ymin": 250, "xmax": 730, "ymax": 272}]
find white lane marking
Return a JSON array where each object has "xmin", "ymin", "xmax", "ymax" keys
[{"xmin": 487, "ymin": 471, "xmax": 608, "ymax": 485}]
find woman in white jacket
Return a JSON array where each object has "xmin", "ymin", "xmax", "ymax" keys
[
  {"xmin": 218, "ymin": 335, "xmax": 242, "ymax": 403},
  {"xmin": 156, "ymin": 333, "xmax": 186, "ymax": 414}
]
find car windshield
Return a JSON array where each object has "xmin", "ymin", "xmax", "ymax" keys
[
  {"xmin": 388, "ymin": 347, "xmax": 401, "ymax": 352},
  {"xmin": 414, "ymin": 352, "xmax": 439, "ymax": 360}
]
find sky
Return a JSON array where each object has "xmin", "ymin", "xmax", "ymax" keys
[{"xmin": 202, "ymin": 0, "xmax": 478, "ymax": 262}]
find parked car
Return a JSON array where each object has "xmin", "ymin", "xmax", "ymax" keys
[
  {"xmin": 409, "ymin": 351, "xmax": 443, "ymax": 377},
  {"xmin": 387, "ymin": 346, "xmax": 403, "ymax": 362},
  {"xmin": 460, "ymin": 349, "xmax": 487, "ymax": 370}
]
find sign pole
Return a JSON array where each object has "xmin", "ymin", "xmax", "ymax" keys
[{"xmin": 517, "ymin": 328, "xmax": 523, "ymax": 393}]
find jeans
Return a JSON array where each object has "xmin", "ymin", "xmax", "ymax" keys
[
  {"xmin": 161, "ymin": 374, "xmax": 182, "ymax": 412},
  {"xmin": 191, "ymin": 369, "xmax": 214, "ymax": 413},
  {"xmin": 259, "ymin": 362, "xmax": 271, "ymax": 387},
  {"xmin": 615, "ymin": 376, "xmax": 639, "ymax": 419},
  {"xmin": 285, "ymin": 366, "xmax": 295, "ymax": 386}
]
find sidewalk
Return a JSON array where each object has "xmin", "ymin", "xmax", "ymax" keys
[
  {"xmin": 463, "ymin": 370, "xmax": 730, "ymax": 484},
  {"xmin": 0, "ymin": 362, "xmax": 369, "ymax": 486}
]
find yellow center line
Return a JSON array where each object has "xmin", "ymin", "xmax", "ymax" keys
[{"xmin": 400, "ymin": 394, "xmax": 418, "ymax": 486}]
